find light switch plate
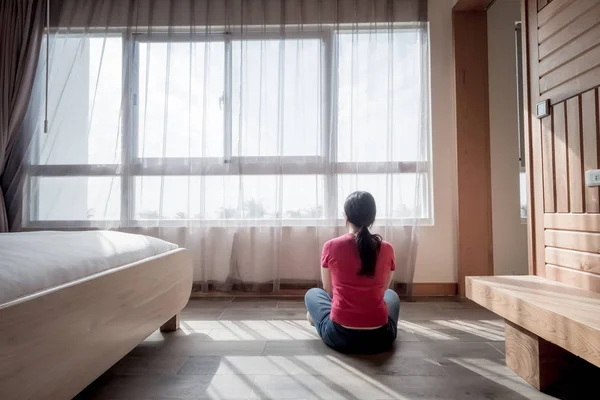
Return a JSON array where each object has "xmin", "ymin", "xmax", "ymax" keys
[
  {"xmin": 585, "ymin": 170, "xmax": 600, "ymax": 187},
  {"xmin": 536, "ymin": 99, "xmax": 550, "ymax": 119}
]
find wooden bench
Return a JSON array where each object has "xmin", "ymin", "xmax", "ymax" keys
[{"xmin": 466, "ymin": 275, "xmax": 600, "ymax": 392}]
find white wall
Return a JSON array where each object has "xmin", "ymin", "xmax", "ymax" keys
[
  {"xmin": 413, "ymin": 0, "xmax": 458, "ymax": 283},
  {"xmin": 487, "ymin": 0, "xmax": 529, "ymax": 275}
]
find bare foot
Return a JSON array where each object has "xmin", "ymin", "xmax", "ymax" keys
[{"xmin": 307, "ymin": 311, "xmax": 315, "ymax": 326}]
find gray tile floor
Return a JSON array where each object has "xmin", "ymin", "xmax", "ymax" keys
[{"xmin": 76, "ymin": 298, "xmax": 559, "ymax": 400}]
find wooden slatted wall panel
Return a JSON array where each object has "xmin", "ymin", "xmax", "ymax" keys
[
  {"xmin": 537, "ymin": 93, "xmax": 593, "ymax": 215},
  {"xmin": 537, "ymin": 0, "xmax": 555, "ymax": 12},
  {"xmin": 545, "ymin": 229, "xmax": 600, "ymax": 252},
  {"xmin": 541, "ymin": 89, "xmax": 600, "ymax": 213},
  {"xmin": 533, "ymin": 0, "xmax": 600, "ymax": 291},
  {"xmin": 536, "ymin": 0, "xmax": 600, "ymax": 104},
  {"xmin": 519, "ymin": 1, "xmax": 600, "ymax": 291},
  {"xmin": 540, "ymin": 91, "xmax": 599, "ymax": 214},
  {"xmin": 545, "ymin": 247, "xmax": 600, "ymax": 273},
  {"xmin": 541, "ymin": 115, "xmax": 555, "ymax": 212},
  {"xmin": 566, "ymin": 96, "xmax": 584, "ymax": 213},
  {"xmin": 545, "ymin": 264, "xmax": 600, "ymax": 292},
  {"xmin": 541, "ymin": 88, "xmax": 600, "ymax": 291},
  {"xmin": 553, "ymin": 102, "xmax": 569, "ymax": 212},
  {"xmin": 583, "ymin": 90, "xmax": 600, "ymax": 212},
  {"xmin": 545, "ymin": 213, "xmax": 600, "ymax": 231}
]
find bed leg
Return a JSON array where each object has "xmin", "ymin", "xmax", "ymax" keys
[{"xmin": 160, "ymin": 314, "xmax": 180, "ymax": 332}]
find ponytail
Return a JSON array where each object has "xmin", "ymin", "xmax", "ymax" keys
[{"xmin": 355, "ymin": 225, "xmax": 382, "ymax": 277}]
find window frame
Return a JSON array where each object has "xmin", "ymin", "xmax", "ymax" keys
[
  {"xmin": 25, "ymin": 25, "xmax": 432, "ymax": 228},
  {"xmin": 515, "ymin": 22, "xmax": 527, "ymax": 224},
  {"xmin": 520, "ymin": 166, "xmax": 527, "ymax": 223}
]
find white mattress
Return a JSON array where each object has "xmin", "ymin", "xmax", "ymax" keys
[{"xmin": 0, "ymin": 231, "xmax": 178, "ymax": 305}]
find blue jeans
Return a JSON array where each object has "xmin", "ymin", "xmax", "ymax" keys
[{"xmin": 305, "ymin": 288, "xmax": 400, "ymax": 354}]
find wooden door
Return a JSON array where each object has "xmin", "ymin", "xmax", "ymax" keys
[{"xmin": 524, "ymin": 0, "xmax": 600, "ymax": 291}]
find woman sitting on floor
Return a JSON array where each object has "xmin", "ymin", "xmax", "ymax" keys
[{"xmin": 305, "ymin": 191, "xmax": 400, "ymax": 354}]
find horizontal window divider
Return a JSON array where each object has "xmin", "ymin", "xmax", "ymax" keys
[
  {"xmin": 28, "ymin": 164, "xmax": 122, "ymax": 177},
  {"xmin": 23, "ymin": 220, "xmax": 121, "ymax": 229},
  {"xmin": 133, "ymin": 33, "xmax": 229, "ymax": 42},
  {"xmin": 56, "ymin": 24, "xmax": 424, "ymax": 36},
  {"xmin": 29, "ymin": 161, "xmax": 429, "ymax": 177},
  {"xmin": 134, "ymin": 30, "xmax": 329, "ymax": 42},
  {"xmin": 135, "ymin": 156, "xmax": 324, "ymax": 164},
  {"xmin": 335, "ymin": 161, "xmax": 428, "ymax": 174},
  {"xmin": 132, "ymin": 165, "xmax": 325, "ymax": 175},
  {"xmin": 24, "ymin": 217, "xmax": 432, "ymax": 229}
]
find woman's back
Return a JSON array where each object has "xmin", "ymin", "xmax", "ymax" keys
[
  {"xmin": 305, "ymin": 190, "xmax": 400, "ymax": 354},
  {"xmin": 322, "ymin": 234, "xmax": 395, "ymax": 328}
]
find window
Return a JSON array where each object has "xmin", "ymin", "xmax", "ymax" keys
[
  {"xmin": 27, "ymin": 27, "xmax": 430, "ymax": 227},
  {"xmin": 137, "ymin": 40, "xmax": 225, "ymax": 159},
  {"xmin": 519, "ymin": 170, "xmax": 527, "ymax": 220},
  {"xmin": 515, "ymin": 22, "xmax": 527, "ymax": 222}
]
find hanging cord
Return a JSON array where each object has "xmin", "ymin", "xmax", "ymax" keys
[{"xmin": 44, "ymin": 0, "xmax": 50, "ymax": 133}]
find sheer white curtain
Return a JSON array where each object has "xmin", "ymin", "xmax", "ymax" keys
[{"xmin": 19, "ymin": 0, "xmax": 429, "ymax": 295}]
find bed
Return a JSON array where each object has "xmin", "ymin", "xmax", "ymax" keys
[{"xmin": 0, "ymin": 231, "xmax": 193, "ymax": 400}]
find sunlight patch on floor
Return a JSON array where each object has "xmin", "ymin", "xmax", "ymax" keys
[
  {"xmin": 398, "ymin": 320, "xmax": 459, "ymax": 341},
  {"xmin": 177, "ymin": 320, "xmax": 320, "ymax": 341},
  {"xmin": 432, "ymin": 320, "xmax": 504, "ymax": 341},
  {"xmin": 197, "ymin": 355, "xmax": 413, "ymax": 399}
]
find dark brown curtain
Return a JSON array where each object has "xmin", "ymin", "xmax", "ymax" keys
[{"xmin": 0, "ymin": 0, "xmax": 45, "ymax": 232}]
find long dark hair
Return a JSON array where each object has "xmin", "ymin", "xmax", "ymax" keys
[{"xmin": 344, "ymin": 191, "xmax": 382, "ymax": 277}]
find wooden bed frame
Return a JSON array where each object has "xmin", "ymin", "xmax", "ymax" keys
[{"xmin": 0, "ymin": 248, "xmax": 193, "ymax": 400}]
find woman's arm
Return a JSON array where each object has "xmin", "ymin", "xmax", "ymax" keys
[
  {"xmin": 387, "ymin": 244, "xmax": 396, "ymax": 289},
  {"xmin": 387, "ymin": 269, "xmax": 394, "ymax": 289},
  {"xmin": 321, "ymin": 266, "xmax": 333, "ymax": 295},
  {"xmin": 320, "ymin": 241, "xmax": 333, "ymax": 295}
]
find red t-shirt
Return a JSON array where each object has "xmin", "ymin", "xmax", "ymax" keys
[{"xmin": 321, "ymin": 234, "xmax": 395, "ymax": 328}]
